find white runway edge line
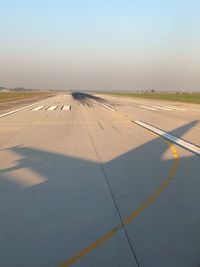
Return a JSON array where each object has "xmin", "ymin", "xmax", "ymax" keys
[
  {"xmin": 0, "ymin": 101, "xmax": 43, "ymax": 118},
  {"xmin": 100, "ymin": 103, "xmax": 115, "ymax": 111},
  {"xmin": 62, "ymin": 105, "xmax": 71, "ymax": 110},
  {"xmin": 134, "ymin": 120, "xmax": 200, "ymax": 156}
]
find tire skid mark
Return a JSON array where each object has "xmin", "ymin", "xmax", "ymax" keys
[
  {"xmin": 111, "ymin": 125, "xmax": 121, "ymax": 135},
  {"xmin": 97, "ymin": 121, "xmax": 105, "ymax": 131}
]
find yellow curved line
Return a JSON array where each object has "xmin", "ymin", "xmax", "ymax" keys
[{"xmin": 59, "ymin": 139, "xmax": 179, "ymax": 267}]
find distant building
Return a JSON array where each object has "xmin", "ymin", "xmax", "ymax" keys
[{"xmin": 0, "ymin": 87, "xmax": 9, "ymax": 92}]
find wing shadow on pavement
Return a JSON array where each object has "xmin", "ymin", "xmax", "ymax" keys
[{"xmin": 0, "ymin": 121, "xmax": 199, "ymax": 267}]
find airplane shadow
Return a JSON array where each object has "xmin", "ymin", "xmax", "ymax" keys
[{"xmin": 0, "ymin": 121, "xmax": 199, "ymax": 267}]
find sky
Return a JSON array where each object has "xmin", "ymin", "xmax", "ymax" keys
[{"xmin": 0, "ymin": 0, "xmax": 200, "ymax": 91}]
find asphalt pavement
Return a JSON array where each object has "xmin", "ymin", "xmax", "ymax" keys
[{"xmin": 0, "ymin": 92, "xmax": 199, "ymax": 267}]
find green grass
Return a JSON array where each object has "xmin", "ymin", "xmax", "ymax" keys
[
  {"xmin": 104, "ymin": 92, "xmax": 200, "ymax": 104},
  {"xmin": 0, "ymin": 91, "xmax": 51, "ymax": 102}
]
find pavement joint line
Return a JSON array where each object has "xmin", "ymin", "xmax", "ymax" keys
[
  {"xmin": 133, "ymin": 120, "xmax": 200, "ymax": 156},
  {"xmin": 83, "ymin": 110, "xmax": 140, "ymax": 267},
  {"xmin": 59, "ymin": 117, "xmax": 179, "ymax": 267},
  {"xmin": 0, "ymin": 100, "xmax": 44, "ymax": 118}
]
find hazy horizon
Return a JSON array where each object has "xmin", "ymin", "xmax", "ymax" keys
[{"xmin": 1, "ymin": 1, "xmax": 200, "ymax": 91}]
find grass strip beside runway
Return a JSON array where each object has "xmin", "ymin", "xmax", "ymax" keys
[
  {"xmin": 105, "ymin": 92, "xmax": 200, "ymax": 104},
  {"xmin": 0, "ymin": 91, "xmax": 51, "ymax": 102}
]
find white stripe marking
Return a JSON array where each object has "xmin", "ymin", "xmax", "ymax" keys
[
  {"xmin": 151, "ymin": 106, "xmax": 172, "ymax": 111},
  {"xmin": 47, "ymin": 106, "xmax": 58, "ymax": 111},
  {"xmin": 64, "ymin": 95, "xmax": 72, "ymax": 99},
  {"xmin": 62, "ymin": 105, "xmax": 71, "ymax": 110},
  {"xmin": 164, "ymin": 106, "xmax": 186, "ymax": 111},
  {"xmin": 32, "ymin": 106, "xmax": 44, "ymax": 111},
  {"xmin": 139, "ymin": 105, "xmax": 158, "ymax": 111},
  {"xmin": 0, "ymin": 101, "xmax": 43, "ymax": 118},
  {"xmin": 88, "ymin": 99, "xmax": 115, "ymax": 111},
  {"xmin": 134, "ymin": 120, "xmax": 200, "ymax": 155},
  {"xmin": 100, "ymin": 103, "xmax": 115, "ymax": 111}
]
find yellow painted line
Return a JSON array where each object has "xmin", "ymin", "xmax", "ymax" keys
[
  {"xmin": 123, "ymin": 140, "xmax": 179, "ymax": 225},
  {"xmin": 59, "ymin": 128, "xmax": 179, "ymax": 266},
  {"xmin": 59, "ymin": 229, "xmax": 117, "ymax": 267}
]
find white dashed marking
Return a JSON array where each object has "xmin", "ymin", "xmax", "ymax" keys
[
  {"xmin": 62, "ymin": 105, "xmax": 71, "ymax": 110},
  {"xmin": 139, "ymin": 105, "xmax": 158, "ymax": 111},
  {"xmin": 151, "ymin": 106, "xmax": 172, "ymax": 111},
  {"xmin": 0, "ymin": 101, "xmax": 43, "ymax": 118},
  {"xmin": 139, "ymin": 105, "xmax": 187, "ymax": 112},
  {"xmin": 32, "ymin": 106, "xmax": 44, "ymax": 111},
  {"xmin": 164, "ymin": 106, "xmax": 186, "ymax": 111},
  {"xmin": 47, "ymin": 106, "xmax": 58, "ymax": 111}
]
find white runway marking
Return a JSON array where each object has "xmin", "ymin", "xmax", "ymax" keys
[
  {"xmin": 47, "ymin": 106, "xmax": 58, "ymax": 111},
  {"xmin": 64, "ymin": 95, "xmax": 72, "ymax": 99},
  {"xmin": 0, "ymin": 101, "xmax": 43, "ymax": 118},
  {"xmin": 32, "ymin": 106, "xmax": 44, "ymax": 111},
  {"xmin": 134, "ymin": 120, "xmax": 200, "ymax": 155},
  {"xmin": 139, "ymin": 105, "xmax": 158, "ymax": 111},
  {"xmin": 164, "ymin": 106, "xmax": 186, "ymax": 111},
  {"xmin": 100, "ymin": 103, "xmax": 115, "ymax": 111},
  {"xmin": 139, "ymin": 105, "xmax": 187, "ymax": 112},
  {"xmin": 62, "ymin": 105, "xmax": 71, "ymax": 110},
  {"xmin": 31, "ymin": 105, "xmax": 72, "ymax": 111},
  {"xmin": 151, "ymin": 106, "xmax": 172, "ymax": 111}
]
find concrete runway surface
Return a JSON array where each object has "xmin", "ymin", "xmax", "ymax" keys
[{"xmin": 0, "ymin": 92, "xmax": 199, "ymax": 267}]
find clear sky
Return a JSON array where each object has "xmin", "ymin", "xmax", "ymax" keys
[{"xmin": 0, "ymin": 0, "xmax": 200, "ymax": 91}]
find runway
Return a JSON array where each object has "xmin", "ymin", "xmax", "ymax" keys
[{"xmin": 0, "ymin": 92, "xmax": 199, "ymax": 267}]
